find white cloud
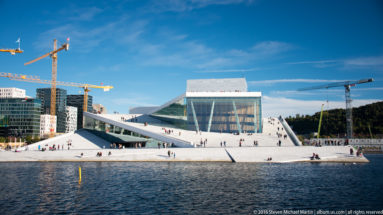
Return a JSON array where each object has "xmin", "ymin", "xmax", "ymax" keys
[
  {"xmin": 33, "ymin": 18, "xmax": 145, "ymax": 53},
  {"xmin": 66, "ymin": 7, "xmax": 103, "ymax": 21},
  {"xmin": 288, "ymin": 55, "xmax": 383, "ymax": 69},
  {"xmin": 148, "ymin": 0, "xmax": 253, "ymax": 12},
  {"xmin": 268, "ymin": 89, "xmax": 344, "ymax": 97},
  {"xmin": 35, "ymin": 9, "xmax": 293, "ymax": 70},
  {"xmin": 287, "ymin": 60, "xmax": 339, "ymax": 68},
  {"xmin": 251, "ymin": 41, "xmax": 294, "ymax": 55},
  {"xmin": 137, "ymin": 39, "xmax": 294, "ymax": 69},
  {"xmin": 344, "ymin": 56, "xmax": 383, "ymax": 67},
  {"xmin": 262, "ymin": 96, "xmax": 381, "ymax": 118}
]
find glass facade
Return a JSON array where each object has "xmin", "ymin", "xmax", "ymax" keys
[
  {"xmin": 0, "ymin": 98, "xmax": 41, "ymax": 137},
  {"xmin": 36, "ymin": 88, "xmax": 67, "ymax": 133},
  {"xmin": 151, "ymin": 98, "xmax": 188, "ymax": 129},
  {"xmin": 84, "ymin": 115, "xmax": 170, "ymax": 148},
  {"xmin": 186, "ymin": 97, "xmax": 262, "ymax": 133},
  {"xmin": 67, "ymin": 94, "xmax": 93, "ymax": 129}
]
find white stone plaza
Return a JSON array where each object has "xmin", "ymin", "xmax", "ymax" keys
[{"xmin": 0, "ymin": 118, "xmax": 368, "ymax": 163}]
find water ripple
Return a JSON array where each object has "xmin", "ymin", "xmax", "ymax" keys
[{"xmin": 0, "ymin": 155, "xmax": 382, "ymax": 214}]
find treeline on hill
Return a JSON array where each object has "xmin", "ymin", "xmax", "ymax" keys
[{"xmin": 285, "ymin": 101, "xmax": 383, "ymax": 138}]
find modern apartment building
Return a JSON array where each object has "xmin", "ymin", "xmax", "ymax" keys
[
  {"xmin": 65, "ymin": 106, "xmax": 77, "ymax": 133},
  {"xmin": 40, "ymin": 114, "xmax": 57, "ymax": 138}
]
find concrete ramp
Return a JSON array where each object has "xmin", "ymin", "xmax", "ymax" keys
[
  {"xmin": 25, "ymin": 129, "xmax": 110, "ymax": 150},
  {"xmin": 84, "ymin": 112, "xmax": 194, "ymax": 148}
]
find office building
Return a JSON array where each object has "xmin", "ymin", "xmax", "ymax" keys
[
  {"xmin": 36, "ymin": 88, "xmax": 67, "ymax": 133},
  {"xmin": 0, "ymin": 98, "xmax": 41, "ymax": 137}
]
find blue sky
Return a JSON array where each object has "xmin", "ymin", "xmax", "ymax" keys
[{"xmin": 1, "ymin": 0, "xmax": 382, "ymax": 117}]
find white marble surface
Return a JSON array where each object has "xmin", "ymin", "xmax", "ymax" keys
[{"xmin": 0, "ymin": 146, "xmax": 368, "ymax": 163}]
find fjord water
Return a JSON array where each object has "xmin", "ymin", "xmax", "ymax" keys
[{"xmin": 1, "ymin": 155, "xmax": 382, "ymax": 214}]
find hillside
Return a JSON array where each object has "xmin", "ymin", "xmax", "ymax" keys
[{"xmin": 285, "ymin": 101, "xmax": 383, "ymax": 138}]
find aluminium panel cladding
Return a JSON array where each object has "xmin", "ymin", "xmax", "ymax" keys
[
  {"xmin": 186, "ymin": 78, "xmax": 248, "ymax": 92},
  {"xmin": 36, "ymin": 88, "xmax": 67, "ymax": 133},
  {"xmin": 65, "ymin": 106, "xmax": 77, "ymax": 132}
]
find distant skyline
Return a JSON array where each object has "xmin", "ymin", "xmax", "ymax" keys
[{"xmin": 1, "ymin": 0, "xmax": 382, "ymax": 117}]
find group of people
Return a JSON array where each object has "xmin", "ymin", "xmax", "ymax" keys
[
  {"xmin": 253, "ymin": 140, "xmax": 258, "ymax": 146},
  {"xmin": 38, "ymin": 142, "xmax": 71, "ymax": 151},
  {"xmin": 163, "ymin": 128, "xmax": 173, "ymax": 134},
  {"xmin": 162, "ymin": 128, "xmax": 182, "ymax": 136},
  {"xmin": 67, "ymin": 139, "xmax": 73, "ymax": 150},
  {"xmin": 217, "ymin": 139, "xmax": 261, "ymax": 147},
  {"xmin": 310, "ymin": 153, "xmax": 321, "ymax": 160},
  {"xmin": 48, "ymin": 144, "xmax": 60, "ymax": 151},
  {"xmin": 167, "ymin": 150, "xmax": 176, "ymax": 158},
  {"xmin": 350, "ymin": 147, "xmax": 363, "ymax": 157},
  {"xmin": 220, "ymin": 141, "xmax": 227, "ymax": 147},
  {"xmin": 276, "ymin": 132, "xmax": 286, "ymax": 139},
  {"xmin": 158, "ymin": 142, "xmax": 173, "ymax": 149},
  {"xmin": 121, "ymin": 116, "xmax": 138, "ymax": 122},
  {"xmin": 95, "ymin": 151, "xmax": 112, "ymax": 157},
  {"xmin": 267, "ymin": 117, "xmax": 276, "ymax": 125},
  {"xmin": 200, "ymin": 138, "xmax": 208, "ymax": 147}
]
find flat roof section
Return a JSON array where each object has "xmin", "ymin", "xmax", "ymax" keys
[{"xmin": 187, "ymin": 78, "xmax": 247, "ymax": 92}]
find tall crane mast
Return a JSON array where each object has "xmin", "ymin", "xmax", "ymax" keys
[
  {"xmin": 298, "ymin": 78, "xmax": 374, "ymax": 139},
  {"xmin": 0, "ymin": 72, "xmax": 113, "ymax": 136},
  {"xmin": 24, "ymin": 39, "xmax": 69, "ymax": 137}
]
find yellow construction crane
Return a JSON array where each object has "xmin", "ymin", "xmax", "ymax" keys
[
  {"xmin": 24, "ymin": 38, "xmax": 69, "ymax": 137},
  {"xmin": 0, "ymin": 72, "xmax": 113, "ymax": 136},
  {"xmin": 0, "ymin": 49, "xmax": 23, "ymax": 55},
  {"xmin": 0, "ymin": 38, "xmax": 23, "ymax": 55}
]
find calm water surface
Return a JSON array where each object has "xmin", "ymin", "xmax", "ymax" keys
[{"xmin": 0, "ymin": 155, "xmax": 382, "ymax": 214}]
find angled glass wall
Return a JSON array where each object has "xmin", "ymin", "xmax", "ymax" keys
[
  {"xmin": 186, "ymin": 97, "xmax": 262, "ymax": 133},
  {"xmin": 84, "ymin": 115, "xmax": 172, "ymax": 148},
  {"xmin": 150, "ymin": 97, "xmax": 188, "ymax": 129}
]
